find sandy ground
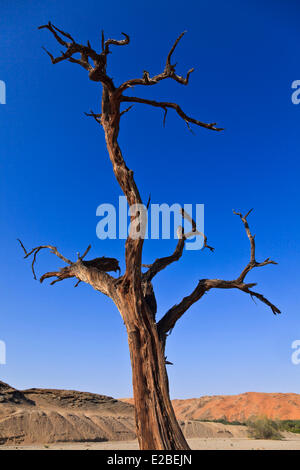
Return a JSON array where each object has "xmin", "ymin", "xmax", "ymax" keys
[
  {"xmin": 2, "ymin": 435, "xmax": 300, "ymax": 450},
  {"xmin": 1, "ymin": 382, "xmax": 300, "ymax": 451}
]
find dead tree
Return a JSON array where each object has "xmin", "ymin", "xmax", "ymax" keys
[{"xmin": 19, "ymin": 23, "xmax": 280, "ymax": 450}]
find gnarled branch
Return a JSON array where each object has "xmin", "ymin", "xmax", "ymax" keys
[
  {"xmin": 180, "ymin": 209, "xmax": 214, "ymax": 251},
  {"xmin": 120, "ymin": 96, "xmax": 223, "ymax": 132},
  {"xmin": 17, "ymin": 239, "xmax": 72, "ymax": 280},
  {"xmin": 18, "ymin": 240, "xmax": 120, "ymax": 297},
  {"xmin": 143, "ymin": 209, "xmax": 213, "ymax": 282},
  {"xmin": 117, "ymin": 31, "xmax": 195, "ymax": 94},
  {"xmin": 143, "ymin": 234, "xmax": 185, "ymax": 283},
  {"xmin": 157, "ymin": 210, "xmax": 280, "ymax": 340},
  {"xmin": 39, "ymin": 22, "xmax": 96, "ymax": 69},
  {"xmin": 103, "ymin": 31, "xmax": 130, "ymax": 54},
  {"xmin": 38, "ymin": 21, "xmax": 125, "ymax": 88},
  {"xmin": 84, "ymin": 110, "xmax": 102, "ymax": 124},
  {"xmin": 233, "ymin": 209, "xmax": 277, "ymax": 282}
]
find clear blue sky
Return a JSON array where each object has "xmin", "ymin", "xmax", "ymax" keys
[{"xmin": 1, "ymin": 0, "xmax": 300, "ymax": 398}]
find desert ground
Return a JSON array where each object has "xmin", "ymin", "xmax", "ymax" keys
[
  {"xmin": 2, "ymin": 435, "xmax": 300, "ymax": 450},
  {"xmin": 1, "ymin": 381, "xmax": 300, "ymax": 450}
]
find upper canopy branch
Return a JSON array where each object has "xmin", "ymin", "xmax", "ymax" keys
[
  {"xmin": 39, "ymin": 25, "xmax": 223, "ymax": 132},
  {"xmin": 102, "ymin": 31, "xmax": 130, "ymax": 54},
  {"xmin": 157, "ymin": 209, "xmax": 280, "ymax": 339},
  {"xmin": 38, "ymin": 22, "xmax": 129, "ymax": 88},
  {"xmin": 233, "ymin": 209, "xmax": 277, "ymax": 282},
  {"xmin": 39, "ymin": 22, "xmax": 98, "ymax": 69},
  {"xmin": 121, "ymin": 96, "xmax": 223, "ymax": 131},
  {"xmin": 117, "ymin": 31, "xmax": 195, "ymax": 94}
]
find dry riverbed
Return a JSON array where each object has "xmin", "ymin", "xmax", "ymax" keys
[{"xmin": 2, "ymin": 435, "xmax": 300, "ymax": 450}]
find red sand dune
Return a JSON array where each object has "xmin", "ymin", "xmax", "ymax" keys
[{"xmin": 121, "ymin": 392, "xmax": 300, "ymax": 422}]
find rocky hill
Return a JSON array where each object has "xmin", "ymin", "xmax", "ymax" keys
[
  {"xmin": 0, "ymin": 381, "xmax": 136, "ymax": 445},
  {"xmin": 121, "ymin": 392, "xmax": 300, "ymax": 422},
  {"xmin": 171, "ymin": 392, "xmax": 300, "ymax": 422},
  {"xmin": 0, "ymin": 381, "xmax": 249, "ymax": 445},
  {"xmin": 1, "ymin": 382, "xmax": 299, "ymax": 445}
]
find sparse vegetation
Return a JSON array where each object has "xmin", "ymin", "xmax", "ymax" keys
[
  {"xmin": 247, "ymin": 417, "xmax": 283, "ymax": 440},
  {"xmin": 200, "ymin": 417, "xmax": 300, "ymax": 436},
  {"xmin": 200, "ymin": 418, "xmax": 246, "ymax": 426},
  {"xmin": 279, "ymin": 420, "xmax": 300, "ymax": 434}
]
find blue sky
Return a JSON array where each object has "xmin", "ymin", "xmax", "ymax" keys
[{"xmin": 0, "ymin": 0, "xmax": 300, "ymax": 398}]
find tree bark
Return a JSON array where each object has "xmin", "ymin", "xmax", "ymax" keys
[
  {"xmin": 100, "ymin": 88, "xmax": 190, "ymax": 449},
  {"xmin": 117, "ymin": 290, "xmax": 189, "ymax": 450}
]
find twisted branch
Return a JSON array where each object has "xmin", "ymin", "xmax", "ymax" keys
[
  {"xmin": 180, "ymin": 209, "xmax": 214, "ymax": 251},
  {"xmin": 84, "ymin": 110, "xmax": 101, "ymax": 124},
  {"xmin": 17, "ymin": 239, "xmax": 72, "ymax": 280},
  {"xmin": 121, "ymin": 96, "xmax": 223, "ymax": 131},
  {"xmin": 143, "ymin": 208, "xmax": 213, "ymax": 282},
  {"xmin": 117, "ymin": 31, "xmax": 195, "ymax": 93},
  {"xmin": 233, "ymin": 209, "xmax": 277, "ymax": 282},
  {"xmin": 38, "ymin": 21, "xmax": 127, "ymax": 88},
  {"xmin": 35, "ymin": 25, "xmax": 279, "ymax": 349},
  {"xmin": 102, "ymin": 31, "xmax": 130, "ymax": 54},
  {"xmin": 39, "ymin": 22, "xmax": 95, "ymax": 69},
  {"xmin": 18, "ymin": 240, "xmax": 120, "ymax": 297},
  {"xmin": 157, "ymin": 210, "xmax": 280, "ymax": 339}
]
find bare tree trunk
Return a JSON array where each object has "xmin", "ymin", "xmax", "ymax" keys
[
  {"xmin": 98, "ymin": 90, "xmax": 189, "ymax": 448},
  {"xmin": 118, "ymin": 294, "xmax": 189, "ymax": 450}
]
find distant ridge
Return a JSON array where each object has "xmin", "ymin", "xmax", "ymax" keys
[
  {"xmin": 121, "ymin": 392, "xmax": 300, "ymax": 422},
  {"xmin": 0, "ymin": 382, "xmax": 249, "ymax": 444}
]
